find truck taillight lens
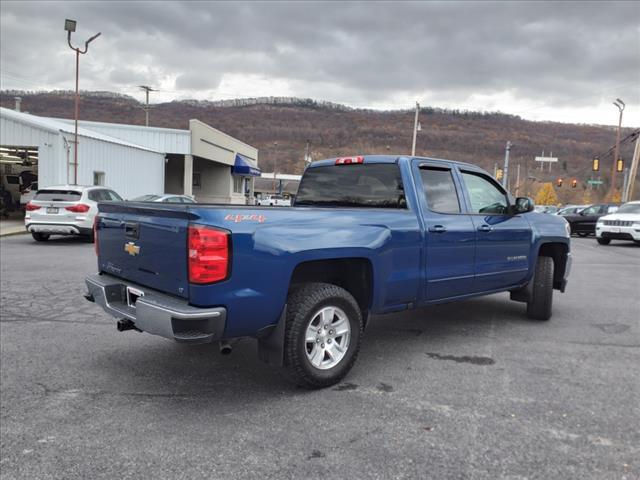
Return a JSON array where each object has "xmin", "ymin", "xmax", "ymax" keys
[
  {"xmin": 188, "ymin": 225, "xmax": 230, "ymax": 284},
  {"xmin": 65, "ymin": 204, "xmax": 90, "ymax": 213},
  {"xmin": 25, "ymin": 202, "xmax": 41, "ymax": 211}
]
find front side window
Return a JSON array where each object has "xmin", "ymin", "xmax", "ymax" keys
[
  {"xmin": 419, "ymin": 167, "xmax": 460, "ymax": 214},
  {"xmin": 461, "ymin": 171, "xmax": 509, "ymax": 214},
  {"xmin": 582, "ymin": 205, "xmax": 599, "ymax": 215}
]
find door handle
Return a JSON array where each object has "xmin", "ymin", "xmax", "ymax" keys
[
  {"xmin": 477, "ymin": 224, "xmax": 493, "ymax": 232},
  {"xmin": 428, "ymin": 225, "xmax": 447, "ymax": 233}
]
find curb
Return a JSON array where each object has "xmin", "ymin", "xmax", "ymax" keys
[{"xmin": 0, "ymin": 230, "xmax": 28, "ymax": 238}]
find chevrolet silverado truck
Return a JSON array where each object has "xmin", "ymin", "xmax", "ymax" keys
[{"xmin": 84, "ymin": 155, "xmax": 572, "ymax": 388}]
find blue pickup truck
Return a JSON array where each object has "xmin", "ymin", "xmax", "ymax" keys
[{"xmin": 85, "ymin": 155, "xmax": 571, "ymax": 388}]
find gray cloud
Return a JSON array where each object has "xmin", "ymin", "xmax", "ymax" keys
[{"xmin": 1, "ymin": 1, "xmax": 639, "ymax": 122}]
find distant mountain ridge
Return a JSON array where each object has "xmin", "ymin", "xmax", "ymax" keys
[{"xmin": 1, "ymin": 90, "xmax": 636, "ymax": 203}]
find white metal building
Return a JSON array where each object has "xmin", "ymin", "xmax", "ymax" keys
[
  {"xmin": 0, "ymin": 107, "xmax": 164, "ymax": 199},
  {"xmin": 52, "ymin": 118, "xmax": 260, "ymax": 204},
  {"xmin": 0, "ymin": 107, "xmax": 260, "ymax": 204}
]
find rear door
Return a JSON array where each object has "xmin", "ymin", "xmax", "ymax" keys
[
  {"xmin": 30, "ymin": 188, "xmax": 83, "ymax": 223},
  {"xmin": 458, "ymin": 169, "xmax": 532, "ymax": 292},
  {"xmin": 413, "ymin": 161, "xmax": 476, "ymax": 301},
  {"xmin": 96, "ymin": 203, "xmax": 192, "ymax": 299}
]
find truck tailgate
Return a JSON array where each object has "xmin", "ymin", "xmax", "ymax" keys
[{"xmin": 96, "ymin": 203, "xmax": 194, "ymax": 299}]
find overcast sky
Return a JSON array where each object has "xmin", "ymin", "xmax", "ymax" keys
[{"xmin": 1, "ymin": 1, "xmax": 639, "ymax": 126}]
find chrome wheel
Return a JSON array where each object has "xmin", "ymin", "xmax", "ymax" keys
[{"xmin": 305, "ymin": 306, "xmax": 351, "ymax": 370}]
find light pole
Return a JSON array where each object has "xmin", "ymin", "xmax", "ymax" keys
[
  {"xmin": 502, "ymin": 141, "xmax": 512, "ymax": 188},
  {"xmin": 609, "ymin": 98, "xmax": 625, "ymax": 199},
  {"xmin": 65, "ymin": 19, "xmax": 101, "ymax": 185},
  {"xmin": 411, "ymin": 101, "xmax": 421, "ymax": 156}
]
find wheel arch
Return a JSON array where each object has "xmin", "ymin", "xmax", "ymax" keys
[{"xmin": 537, "ymin": 242, "xmax": 569, "ymax": 291}]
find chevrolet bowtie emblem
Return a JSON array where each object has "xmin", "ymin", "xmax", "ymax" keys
[{"xmin": 124, "ymin": 242, "xmax": 140, "ymax": 256}]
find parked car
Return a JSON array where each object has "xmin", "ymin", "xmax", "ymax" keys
[
  {"xmin": 556, "ymin": 205, "xmax": 588, "ymax": 216},
  {"xmin": 534, "ymin": 205, "xmax": 559, "ymax": 214},
  {"xmin": 84, "ymin": 155, "xmax": 571, "ymax": 389},
  {"xmin": 20, "ymin": 181, "xmax": 38, "ymax": 205},
  {"xmin": 564, "ymin": 203, "xmax": 619, "ymax": 237},
  {"xmin": 25, "ymin": 185, "xmax": 123, "ymax": 242},
  {"xmin": 257, "ymin": 194, "xmax": 291, "ymax": 206},
  {"xmin": 130, "ymin": 194, "xmax": 196, "ymax": 203},
  {"xmin": 2, "ymin": 174, "xmax": 21, "ymax": 204},
  {"xmin": 595, "ymin": 201, "xmax": 640, "ymax": 245}
]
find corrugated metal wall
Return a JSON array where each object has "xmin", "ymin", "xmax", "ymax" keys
[
  {"xmin": 1, "ymin": 114, "xmax": 165, "ymax": 199},
  {"xmin": 56, "ymin": 119, "xmax": 190, "ymax": 154},
  {"xmin": 0, "ymin": 114, "xmax": 63, "ymax": 188}
]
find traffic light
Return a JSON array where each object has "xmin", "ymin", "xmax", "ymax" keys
[
  {"xmin": 592, "ymin": 157, "xmax": 599, "ymax": 171},
  {"xmin": 496, "ymin": 168, "xmax": 503, "ymax": 181},
  {"xmin": 616, "ymin": 158, "xmax": 624, "ymax": 172},
  {"xmin": 556, "ymin": 177, "xmax": 563, "ymax": 188},
  {"xmin": 571, "ymin": 179, "xmax": 577, "ymax": 188}
]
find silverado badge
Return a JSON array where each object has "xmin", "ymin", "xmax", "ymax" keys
[{"xmin": 124, "ymin": 242, "xmax": 140, "ymax": 256}]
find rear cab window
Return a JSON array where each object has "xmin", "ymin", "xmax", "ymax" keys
[
  {"xmin": 34, "ymin": 190, "xmax": 82, "ymax": 202},
  {"xmin": 294, "ymin": 163, "xmax": 406, "ymax": 208}
]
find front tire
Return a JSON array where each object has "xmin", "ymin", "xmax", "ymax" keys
[
  {"xmin": 283, "ymin": 282, "xmax": 363, "ymax": 389},
  {"xmin": 527, "ymin": 256, "xmax": 554, "ymax": 321},
  {"xmin": 31, "ymin": 232, "xmax": 50, "ymax": 242},
  {"xmin": 597, "ymin": 237, "xmax": 610, "ymax": 245},
  {"xmin": 577, "ymin": 232, "xmax": 589, "ymax": 237}
]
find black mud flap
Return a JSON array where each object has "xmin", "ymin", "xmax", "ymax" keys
[{"xmin": 257, "ymin": 305, "xmax": 287, "ymax": 366}]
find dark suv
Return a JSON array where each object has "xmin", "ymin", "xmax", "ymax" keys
[{"xmin": 564, "ymin": 203, "xmax": 619, "ymax": 237}]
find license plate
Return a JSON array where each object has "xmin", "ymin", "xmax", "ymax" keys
[
  {"xmin": 46, "ymin": 207, "xmax": 58, "ymax": 214},
  {"xmin": 126, "ymin": 286, "xmax": 145, "ymax": 307},
  {"xmin": 610, "ymin": 227, "xmax": 620, "ymax": 233}
]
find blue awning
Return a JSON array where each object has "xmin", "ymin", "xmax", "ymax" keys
[{"xmin": 232, "ymin": 153, "xmax": 261, "ymax": 176}]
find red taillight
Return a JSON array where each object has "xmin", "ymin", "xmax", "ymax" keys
[
  {"xmin": 65, "ymin": 204, "xmax": 90, "ymax": 213},
  {"xmin": 335, "ymin": 156, "xmax": 364, "ymax": 165},
  {"xmin": 188, "ymin": 225, "xmax": 230, "ymax": 284},
  {"xmin": 93, "ymin": 216, "xmax": 99, "ymax": 256},
  {"xmin": 25, "ymin": 202, "xmax": 41, "ymax": 211}
]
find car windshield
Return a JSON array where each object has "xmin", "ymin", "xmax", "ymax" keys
[
  {"xmin": 34, "ymin": 190, "xmax": 82, "ymax": 201},
  {"xmin": 131, "ymin": 194, "xmax": 161, "ymax": 202},
  {"xmin": 616, "ymin": 203, "xmax": 640, "ymax": 214}
]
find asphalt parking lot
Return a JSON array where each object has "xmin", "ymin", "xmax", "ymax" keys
[{"xmin": 1, "ymin": 235, "xmax": 638, "ymax": 480}]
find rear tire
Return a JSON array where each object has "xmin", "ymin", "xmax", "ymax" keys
[
  {"xmin": 526, "ymin": 256, "xmax": 554, "ymax": 321},
  {"xmin": 283, "ymin": 282, "xmax": 363, "ymax": 389},
  {"xmin": 597, "ymin": 238, "xmax": 610, "ymax": 245},
  {"xmin": 31, "ymin": 232, "xmax": 50, "ymax": 242}
]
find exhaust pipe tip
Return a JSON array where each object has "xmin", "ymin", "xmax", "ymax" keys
[
  {"xmin": 219, "ymin": 340, "xmax": 232, "ymax": 355},
  {"xmin": 117, "ymin": 319, "xmax": 138, "ymax": 332}
]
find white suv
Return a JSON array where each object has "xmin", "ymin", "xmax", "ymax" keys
[
  {"xmin": 595, "ymin": 200, "xmax": 640, "ymax": 245},
  {"xmin": 25, "ymin": 185, "xmax": 123, "ymax": 242}
]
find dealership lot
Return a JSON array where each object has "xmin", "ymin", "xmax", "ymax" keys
[{"xmin": 1, "ymin": 235, "xmax": 638, "ymax": 479}]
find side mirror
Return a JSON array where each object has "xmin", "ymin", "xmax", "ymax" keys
[{"xmin": 512, "ymin": 197, "xmax": 534, "ymax": 214}]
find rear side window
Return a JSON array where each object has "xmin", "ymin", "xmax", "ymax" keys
[
  {"xmin": 294, "ymin": 164, "xmax": 406, "ymax": 208},
  {"xmin": 419, "ymin": 167, "xmax": 460, "ymax": 213},
  {"xmin": 34, "ymin": 190, "xmax": 81, "ymax": 202}
]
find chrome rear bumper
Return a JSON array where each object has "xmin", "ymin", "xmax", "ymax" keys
[{"xmin": 85, "ymin": 273, "xmax": 226, "ymax": 344}]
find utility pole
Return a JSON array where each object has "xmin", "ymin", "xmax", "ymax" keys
[
  {"xmin": 64, "ymin": 19, "xmax": 101, "ymax": 185},
  {"xmin": 609, "ymin": 99, "xmax": 625, "ymax": 199},
  {"xmin": 624, "ymin": 132, "xmax": 640, "ymax": 201},
  {"xmin": 502, "ymin": 141, "xmax": 512, "ymax": 188},
  {"xmin": 304, "ymin": 139, "xmax": 311, "ymax": 164},
  {"xmin": 411, "ymin": 101, "xmax": 420, "ymax": 156},
  {"xmin": 515, "ymin": 162, "xmax": 521, "ymax": 196},
  {"xmin": 272, "ymin": 141, "xmax": 278, "ymax": 194},
  {"xmin": 139, "ymin": 85, "xmax": 156, "ymax": 126}
]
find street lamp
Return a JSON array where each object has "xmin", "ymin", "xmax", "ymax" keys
[
  {"xmin": 609, "ymin": 98, "xmax": 625, "ymax": 199},
  {"xmin": 65, "ymin": 19, "xmax": 101, "ymax": 185},
  {"xmin": 272, "ymin": 141, "xmax": 278, "ymax": 194}
]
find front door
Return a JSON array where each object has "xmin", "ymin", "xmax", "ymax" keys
[
  {"xmin": 458, "ymin": 170, "xmax": 532, "ymax": 292},
  {"xmin": 414, "ymin": 162, "xmax": 476, "ymax": 301}
]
